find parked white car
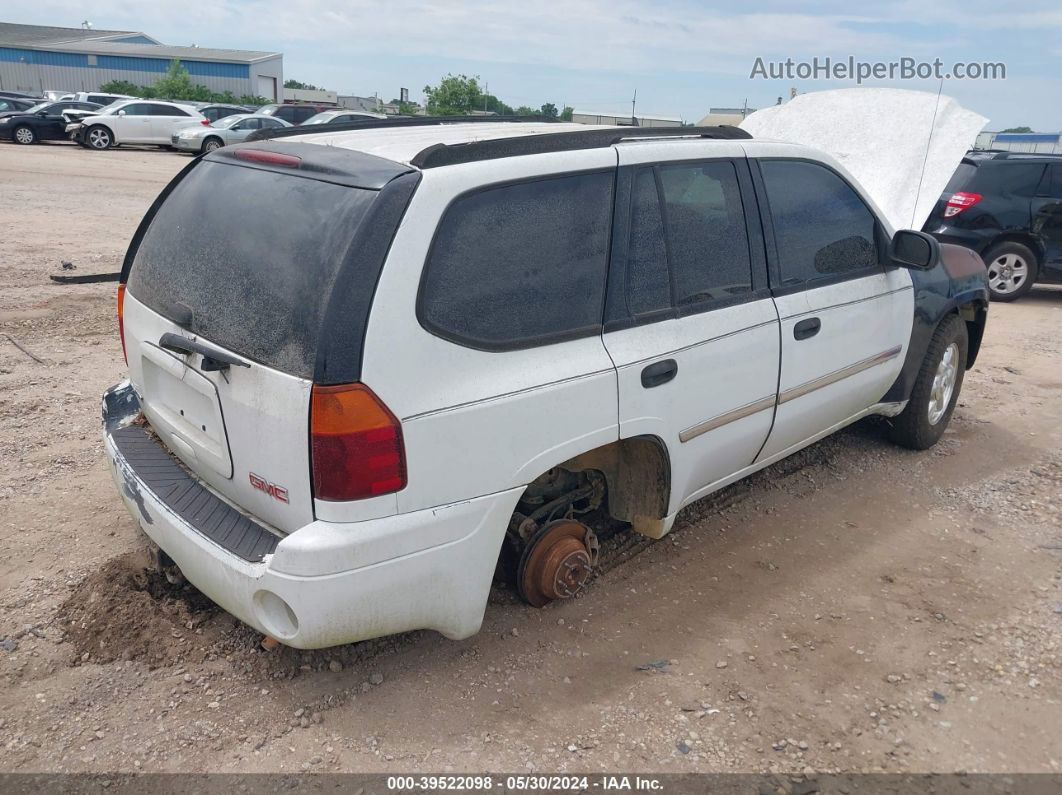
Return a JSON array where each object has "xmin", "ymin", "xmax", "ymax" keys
[
  {"xmin": 60, "ymin": 91, "xmax": 135, "ymax": 106},
  {"xmin": 71, "ymin": 99, "xmax": 206, "ymax": 149},
  {"xmin": 102, "ymin": 121, "xmax": 989, "ymax": 649}
]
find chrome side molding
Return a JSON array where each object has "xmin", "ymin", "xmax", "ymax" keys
[{"xmin": 779, "ymin": 346, "xmax": 903, "ymax": 405}]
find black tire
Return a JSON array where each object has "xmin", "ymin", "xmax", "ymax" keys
[
  {"xmin": 201, "ymin": 136, "xmax": 224, "ymax": 154},
  {"xmin": 983, "ymin": 241, "xmax": 1037, "ymax": 302},
  {"xmin": 12, "ymin": 124, "xmax": 36, "ymax": 145},
  {"xmin": 85, "ymin": 125, "xmax": 113, "ymax": 150},
  {"xmin": 889, "ymin": 314, "xmax": 968, "ymax": 450}
]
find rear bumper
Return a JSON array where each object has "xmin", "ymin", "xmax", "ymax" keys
[{"xmin": 102, "ymin": 381, "xmax": 518, "ymax": 648}]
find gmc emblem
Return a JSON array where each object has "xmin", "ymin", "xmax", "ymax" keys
[{"xmin": 249, "ymin": 472, "xmax": 289, "ymax": 504}]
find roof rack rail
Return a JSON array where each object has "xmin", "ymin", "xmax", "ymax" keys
[
  {"xmin": 245, "ymin": 117, "xmax": 752, "ymax": 168},
  {"xmin": 409, "ymin": 125, "xmax": 751, "ymax": 168},
  {"xmin": 248, "ymin": 114, "xmax": 560, "ymax": 143}
]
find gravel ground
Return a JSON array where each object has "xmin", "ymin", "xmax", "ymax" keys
[{"xmin": 0, "ymin": 142, "xmax": 1059, "ymax": 775}]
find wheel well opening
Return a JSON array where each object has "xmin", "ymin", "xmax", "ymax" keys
[
  {"xmin": 957, "ymin": 301, "xmax": 987, "ymax": 368},
  {"xmin": 984, "ymin": 234, "xmax": 1044, "ymax": 267}
]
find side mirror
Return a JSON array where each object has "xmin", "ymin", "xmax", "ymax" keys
[
  {"xmin": 118, "ymin": 109, "xmax": 127, "ymax": 116},
  {"xmin": 890, "ymin": 229, "xmax": 939, "ymax": 271}
]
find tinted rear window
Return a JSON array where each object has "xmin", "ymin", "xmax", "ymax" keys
[
  {"xmin": 420, "ymin": 172, "xmax": 614, "ymax": 349},
  {"xmin": 128, "ymin": 161, "xmax": 376, "ymax": 377},
  {"xmin": 973, "ymin": 162, "xmax": 1047, "ymax": 196},
  {"xmin": 943, "ymin": 162, "xmax": 978, "ymax": 194}
]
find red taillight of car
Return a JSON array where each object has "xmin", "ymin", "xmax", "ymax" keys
[
  {"xmin": 310, "ymin": 384, "xmax": 406, "ymax": 501},
  {"xmin": 234, "ymin": 149, "xmax": 301, "ymax": 167},
  {"xmin": 117, "ymin": 283, "xmax": 128, "ymax": 364},
  {"xmin": 200, "ymin": 118, "xmax": 210, "ymax": 126},
  {"xmin": 943, "ymin": 191, "xmax": 983, "ymax": 218}
]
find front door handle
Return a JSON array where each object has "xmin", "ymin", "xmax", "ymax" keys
[
  {"xmin": 793, "ymin": 317, "xmax": 821, "ymax": 340},
  {"xmin": 641, "ymin": 359, "xmax": 678, "ymax": 388}
]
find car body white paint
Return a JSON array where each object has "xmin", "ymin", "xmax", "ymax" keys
[
  {"xmin": 104, "ymin": 123, "xmax": 946, "ymax": 648},
  {"xmin": 75, "ymin": 99, "xmax": 205, "ymax": 146}
]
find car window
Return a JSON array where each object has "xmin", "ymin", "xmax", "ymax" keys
[
  {"xmin": 626, "ymin": 169, "xmax": 672, "ymax": 315},
  {"xmin": 1049, "ymin": 165, "xmax": 1062, "ymax": 198},
  {"xmin": 119, "ymin": 103, "xmax": 152, "ymax": 116},
  {"xmin": 150, "ymin": 104, "xmax": 190, "ymax": 117},
  {"xmin": 295, "ymin": 107, "xmax": 318, "ymax": 123},
  {"xmin": 420, "ymin": 172, "xmax": 614, "ymax": 349},
  {"xmin": 261, "ymin": 118, "xmax": 285, "ymax": 129},
  {"xmin": 760, "ymin": 160, "xmax": 880, "ymax": 287},
  {"xmin": 236, "ymin": 118, "xmax": 260, "ymax": 130},
  {"xmin": 624, "ymin": 162, "xmax": 754, "ymax": 315},
  {"xmin": 88, "ymin": 95, "xmax": 119, "ymax": 105}
]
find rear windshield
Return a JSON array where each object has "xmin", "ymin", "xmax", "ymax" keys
[
  {"xmin": 128, "ymin": 161, "xmax": 376, "ymax": 377},
  {"xmin": 942, "ymin": 162, "xmax": 978, "ymax": 194}
]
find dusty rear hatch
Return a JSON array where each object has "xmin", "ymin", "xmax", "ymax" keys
[{"xmin": 120, "ymin": 143, "xmax": 418, "ymax": 533}]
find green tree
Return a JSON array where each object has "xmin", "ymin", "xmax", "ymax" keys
[
  {"xmin": 539, "ymin": 102, "xmax": 558, "ymax": 119},
  {"xmin": 153, "ymin": 59, "xmax": 197, "ymax": 100},
  {"xmin": 560, "ymin": 106, "xmax": 574, "ymax": 121},
  {"xmin": 98, "ymin": 79, "xmax": 146, "ymax": 96},
  {"xmin": 1000, "ymin": 126, "xmax": 1033, "ymax": 133},
  {"xmin": 514, "ymin": 105, "xmax": 537, "ymax": 116},
  {"xmin": 423, "ymin": 73, "xmax": 484, "ymax": 115},
  {"xmin": 284, "ymin": 79, "xmax": 320, "ymax": 90}
]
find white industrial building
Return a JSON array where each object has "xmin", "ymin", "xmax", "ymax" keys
[
  {"xmin": 0, "ymin": 22, "xmax": 283, "ymax": 100},
  {"xmin": 571, "ymin": 110, "xmax": 683, "ymax": 128}
]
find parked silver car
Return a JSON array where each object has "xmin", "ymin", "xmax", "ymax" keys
[{"xmin": 171, "ymin": 113, "xmax": 291, "ymax": 153}]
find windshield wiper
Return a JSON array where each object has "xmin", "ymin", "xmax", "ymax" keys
[{"xmin": 159, "ymin": 332, "xmax": 250, "ymax": 372}]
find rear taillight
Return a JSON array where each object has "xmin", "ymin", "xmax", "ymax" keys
[
  {"xmin": 310, "ymin": 384, "xmax": 406, "ymax": 501},
  {"xmin": 117, "ymin": 283, "xmax": 127, "ymax": 364},
  {"xmin": 944, "ymin": 191, "xmax": 983, "ymax": 217},
  {"xmin": 200, "ymin": 119, "xmax": 210, "ymax": 126}
]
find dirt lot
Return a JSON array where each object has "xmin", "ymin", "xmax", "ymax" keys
[{"xmin": 0, "ymin": 142, "xmax": 1059, "ymax": 776}]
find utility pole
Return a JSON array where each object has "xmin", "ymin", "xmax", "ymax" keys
[{"xmin": 631, "ymin": 88, "xmax": 637, "ymax": 125}]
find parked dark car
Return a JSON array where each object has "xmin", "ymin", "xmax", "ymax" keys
[
  {"xmin": 0, "ymin": 97, "xmax": 39, "ymax": 113},
  {"xmin": 0, "ymin": 101, "xmax": 103, "ymax": 145},
  {"xmin": 256, "ymin": 103, "xmax": 332, "ymax": 125},
  {"xmin": 196, "ymin": 103, "xmax": 253, "ymax": 123},
  {"xmin": 924, "ymin": 152, "xmax": 1062, "ymax": 301}
]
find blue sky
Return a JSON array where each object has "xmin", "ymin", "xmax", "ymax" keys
[{"xmin": 9, "ymin": 1, "xmax": 1061, "ymax": 129}]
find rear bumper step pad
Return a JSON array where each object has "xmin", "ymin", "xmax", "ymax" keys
[{"xmin": 110, "ymin": 425, "xmax": 280, "ymax": 563}]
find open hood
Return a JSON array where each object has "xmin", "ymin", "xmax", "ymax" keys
[{"xmin": 740, "ymin": 87, "xmax": 987, "ymax": 231}]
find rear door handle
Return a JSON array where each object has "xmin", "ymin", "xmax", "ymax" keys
[
  {"xmin": 641, "ymin": 359, "xmax": 678, "ymax": 388},
  {"xmin": 793, "ymin": 318, "xmax": 821, "ymax": 341}
]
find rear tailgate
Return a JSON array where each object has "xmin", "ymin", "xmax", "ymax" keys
[
  {"xmin": 122, "ymin": 293, "xmax": 313, "ymax": 532},
  {"xmin": 122, "ymin": 155, "xmax": 389, "ymax": 533}
]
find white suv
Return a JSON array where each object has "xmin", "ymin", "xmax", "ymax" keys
[
  {"xmin": 102, "ymin": 121, "xmax": 989, "ymax": 648},
  {"xmin": 73, "ymin": 99, "xmax": 206, "ymax": 149}
]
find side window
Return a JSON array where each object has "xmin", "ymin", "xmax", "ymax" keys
[
  {"xmin": 1048, "ymin": 165, "xmax": 1062, "ymax": 198},
  {"xmin": 120, "ymin": 104, "xmax": 151, "ymax": 116},
  {"xmin": 237, "ymin": 118, "xmax": 261, "ymax": 130},
  {"xmin": 658, "ymin": 162, "xmax": 754, "ymax": 305},
  {"xmin": 261, "ymin": 118, "xmax": 284, "ymax": 129},
  {"xmin": 152, "ymin": 105, "xmax": 189, "ymax": 116},
  {"xmin": 296, "ymin": 108, "xmax": 316, "ymax": 124},
  {"xmin": 202, "ymin": 108, "xmax": 221, "ymax": 122},
  {"xmin": 420, "ymin": 172, "xmax": 614, "ymax": 348},
  {"xmin": 760, "ymin": 160, "xmax": 880, "ymax": 286},
  {"xmin": 624, "ymin": 160, "xmax": 754, "ymax": 317},
  {"xmin": 626, "ymin": 169, "xmax": 670, "ymax": 315}
]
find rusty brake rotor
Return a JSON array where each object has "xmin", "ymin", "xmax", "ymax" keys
[{"xmin": 516, "ymin": 519, "xmax": 598, "ymax": 608}]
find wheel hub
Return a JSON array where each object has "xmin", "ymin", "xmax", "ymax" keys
[
  {"xmin": 517, "ymin": 519, "xmax": 598, "ymax": 608},
  {"xmin": 928, "ymin": 342, "xmax": 959, "ymax": 426}
]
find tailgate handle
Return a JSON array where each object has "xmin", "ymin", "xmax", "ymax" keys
[{"xmin": 159, "ymin": 332, "xmax": 250, "ymax": 372}]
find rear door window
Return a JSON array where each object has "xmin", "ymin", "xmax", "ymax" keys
[
  {"xmin": 623, "ymin": 161, "xmax": 754, "ymax": 318},
  {"xmin": 420, "ymin": 172, "xmax": 614, "ymax": 349},
  {"xmin": 128, "ymin": 161, "xmax": 378, "ymax": 377},
  {"xmin": 760, "ymin": 160, "xmax": 881, "ymax": 287}
]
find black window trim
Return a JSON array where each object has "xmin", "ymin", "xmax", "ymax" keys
[
  {"xmin": 751, "ymin": 157, "xmax": 889, "ymax": 298},
  {"xmin": 603, "ymin": 156, "xmax": 771, "ymax": 334},
  {"xmin": 416, "ymin": 168, "xmax": 618, "ymax": 353}
]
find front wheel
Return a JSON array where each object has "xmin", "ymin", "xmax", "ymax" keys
[
  {"xmin": 85, "ymin": 125, "xmax": 113, "ymax": 150},
  {"xmin": 13, "ymin": 125, "xmax": 36, "ymax": 145},
  {"xmin": 201, "ymin": 136, "xmax": 224, "ymax": 153},
  {"xmin": 889, "ymin": 314, "xmax": 968, "ymax": 450}
]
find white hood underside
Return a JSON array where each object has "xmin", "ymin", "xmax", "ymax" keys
[{"xmin": 740, "ymin": 87, "xmax": 988, "ymax": 231}]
